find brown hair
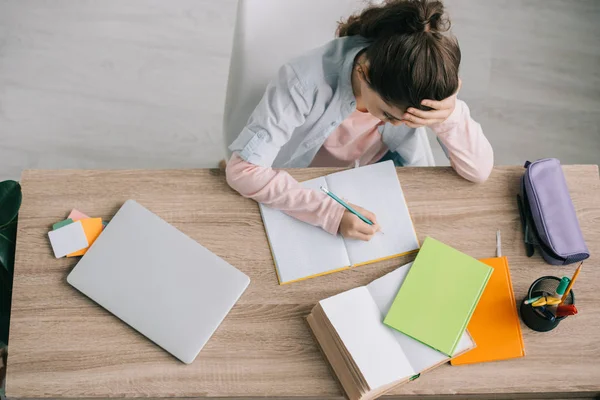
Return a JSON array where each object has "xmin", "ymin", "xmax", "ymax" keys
[{"xmin": 338, "ymin": 0, "xmax": 460, "ymax": 110}]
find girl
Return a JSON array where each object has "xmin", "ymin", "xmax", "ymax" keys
[{"xmin": 226, "ymin": 0, "xmax": 493, "ymax": 242}]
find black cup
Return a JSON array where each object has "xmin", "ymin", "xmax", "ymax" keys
[{"xmin": 520, "ymin": 276, "xmax": 575, "ymax": 332}]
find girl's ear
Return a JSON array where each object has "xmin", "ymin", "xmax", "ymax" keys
[{"xmin": 357, "ymin": 62, "xmax": 371, "ymax": 85}]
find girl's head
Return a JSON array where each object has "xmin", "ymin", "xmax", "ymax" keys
[{"xmin": 338, "ymin": 0, "xmax": 461, "ymax": 123}]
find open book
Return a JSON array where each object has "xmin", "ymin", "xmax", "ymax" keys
[
  {"xmin": 307, "ymin": 262, "xmax": 475, "ymax": 400},
  {"xmin": 259, "ymin": 161, "xmax": 419, "ymax": 284}
]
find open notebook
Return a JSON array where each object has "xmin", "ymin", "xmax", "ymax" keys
[
  {"xmin": 307, "ymin": 262, "xmax": 474, "ymax": 400},
  {"xmin": 259, "ymin": 161, "xmax": 420, "ymax": 284}
]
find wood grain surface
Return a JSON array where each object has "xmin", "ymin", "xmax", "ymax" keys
[{"xmin": 6, "ymin": 166, "xmax": 600, "ymax": 398}]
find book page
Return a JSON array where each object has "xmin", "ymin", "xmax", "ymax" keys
[
  {"xmin": 320, "ymin": 287, "xmax": 415, "ymax": 391},
  {"xmin": 325, "ymin": 161, "xmax": 419, "ymax": 266},
  {"xmin": 259, "ymin": 177, "xmax": 350, "ymax": 284},
  {"xmin": 366, "ymin": 263, "xmax": 474, "ymax": 373}
]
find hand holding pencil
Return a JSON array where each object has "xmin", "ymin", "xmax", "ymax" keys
[
  {"xmin": 339, "ymin": 203, "xmax": 381, "ymax": 241},
  {"xmin": 320, "ymin": 186, "xmax": 381, "ymax": 242}
]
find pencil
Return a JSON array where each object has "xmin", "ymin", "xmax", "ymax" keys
[{"xmin": 560, "ymin": 262, "xmax": 583, "ymax": 305}]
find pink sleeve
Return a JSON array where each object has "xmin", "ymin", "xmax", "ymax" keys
[
  {"xmin": 225, "ymin": 153, "xmax": 345, "ymax": 235},
  {"xmin": 430, "ymin": 99, "xmax": 494, "ymax": 183}
]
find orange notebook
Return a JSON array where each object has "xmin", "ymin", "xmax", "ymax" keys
[{"xmin": 451, "ymin": 256, "xmax": 525, "ymax": 365}]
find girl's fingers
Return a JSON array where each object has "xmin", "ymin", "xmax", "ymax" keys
[
  {"xmin": 406, "ymin": 107, "xmax": 449, "ymax": 120},
  {"xmin": 351, "ymin": 231, "xmax": 372, "ymax": 242},
  {"xmin": 356, "ymin": 221, "xmax": 377, "ymax": 236},
  {"xmin": 373, "ymin": 222, "xmax": 382, "ymax": 232},
  {"xmin": 421, "ymin": 79, "xmax": 461, "ymax": 111},
  {"xmin": 420, "ymin": 99, "xmax": 443, "ymax": 110},
  {"xmin": 352, "ymin": 204, "xmax": 378, "ymax": 224},
  {"xmin": 421, "ymin": 91, "xmax": 457, "ymax": 111},
  {"xmin": 361, "ymin": 209, "xmax": 377, "ymax": 224},
  {"xmin": 402, "ymin": 114, "xmax": 430, "ymax": 126},
  {"xmin": 404, "ymin": 112, "xmax": 447, "ymax": 126}
]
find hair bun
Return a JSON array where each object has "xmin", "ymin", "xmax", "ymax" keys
[
  {"xmin": 421, "ymin": 0, "xmax": 448, "ymax": 33},
  {"xmin": 407, "ymin": 0, "xmax": 449, "ymax": 34},
  {"xmin": 338, "ymin": 0, "xmax": 451, "ymax": 38}
]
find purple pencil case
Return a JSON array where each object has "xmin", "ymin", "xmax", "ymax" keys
[{"xmin": 517, "ymin": 158, "xmax": 589, "ymax": 265}]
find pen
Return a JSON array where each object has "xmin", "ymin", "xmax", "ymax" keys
[
  {"xmin": 553, "ymin": 277, "xmax": 570, "ymax": 299},
  {"xmin": 556, "ymin": 304, "xmax": 578, "ymax": 317},
  {"xmin": 531, "ymin": 296, "xmax": 561, "ymax": 307},
  {"xmin": 560, "ymin": 262, "xmax": 583, "ymax": 305},
  {"xmin": 320, "ymin": 186, "xmax": 381, "ymax": 232},
  {"xmin": 531, "ymin": 297, "xmax": 547, "ymax": 307},
  {"xmin": 539, "ymin": 306, "xmax": 556, "ymax": 322},
  {"xmin": 496, "ymin": 230, "xmax": 502, "ymax": 257},
  {"xmin": 544, "ymin": 297, "xmax": 562, "ymax": 306}
]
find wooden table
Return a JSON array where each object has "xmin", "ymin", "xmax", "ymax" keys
[{"xmin": 7, "ymin": 166, "xmax": 600, "ymax": 398}]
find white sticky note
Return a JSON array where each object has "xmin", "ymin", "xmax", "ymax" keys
[{"xmin": 48, "ymin": 221, "xmax": 89, "ymax": 258}]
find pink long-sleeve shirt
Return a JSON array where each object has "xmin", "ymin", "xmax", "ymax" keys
[{"xmin": 226, "ymin": 100, "xmax": 493, "ymax": 235}]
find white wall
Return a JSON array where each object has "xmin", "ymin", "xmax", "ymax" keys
[{"xmin": 1, "ymin": 0, "xmax": 599, "ymax": 181}]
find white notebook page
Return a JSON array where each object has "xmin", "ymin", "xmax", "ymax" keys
[
  {"xmin": 325, "ymin": 161, "xmax": 419, "ymax": 266},
  {"xmin": 259, "ymin": 176, "xmax": 350, "ymax": 284},
  {"xmin": 366, "ymin": 263, "xmax": 474, "ymax": 373},
  {"xmin": 320, "ymin": 287, "xmax": 415, "ymax": 391}
]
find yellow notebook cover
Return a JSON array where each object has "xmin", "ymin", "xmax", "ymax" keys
[{"xmin": 450, "ymin": 256, "xmax": 525, "ymax": 365}]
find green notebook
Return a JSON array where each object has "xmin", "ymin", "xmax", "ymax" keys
[{"xmin": 383, "ymin": 237, "xmax": 493, "ymax": 356}]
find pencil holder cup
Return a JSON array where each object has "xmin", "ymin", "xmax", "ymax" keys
[{"xmin": 520, "ymin": 276, "xmax": 575, "ymax": 332}]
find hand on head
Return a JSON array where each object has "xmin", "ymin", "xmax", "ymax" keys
[{"xmin": 402, "ymin": 79, "xmax": 462, "ymax": 128}]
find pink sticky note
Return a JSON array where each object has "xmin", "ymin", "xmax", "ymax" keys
[{"xmin": 68, "ymin": 209, "xmax": 90, "ymax": 222}]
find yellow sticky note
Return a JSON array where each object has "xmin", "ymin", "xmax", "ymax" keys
[{"xmin": 67, "ymin": 218, "xmax": 103, "ymax": 257}]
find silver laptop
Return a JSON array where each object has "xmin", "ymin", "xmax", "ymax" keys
[{"xmin": 67, "ymin": 200, "xmax": 250, "ymax": 364}]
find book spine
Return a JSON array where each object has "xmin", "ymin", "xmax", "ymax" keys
[
  {"xmin": 450, "ymin": 267, "xmax": 493, "ymax": 355},
  {"xmin": 502, "ymin": 256, "xmax": 525, "ymax": 355}
]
